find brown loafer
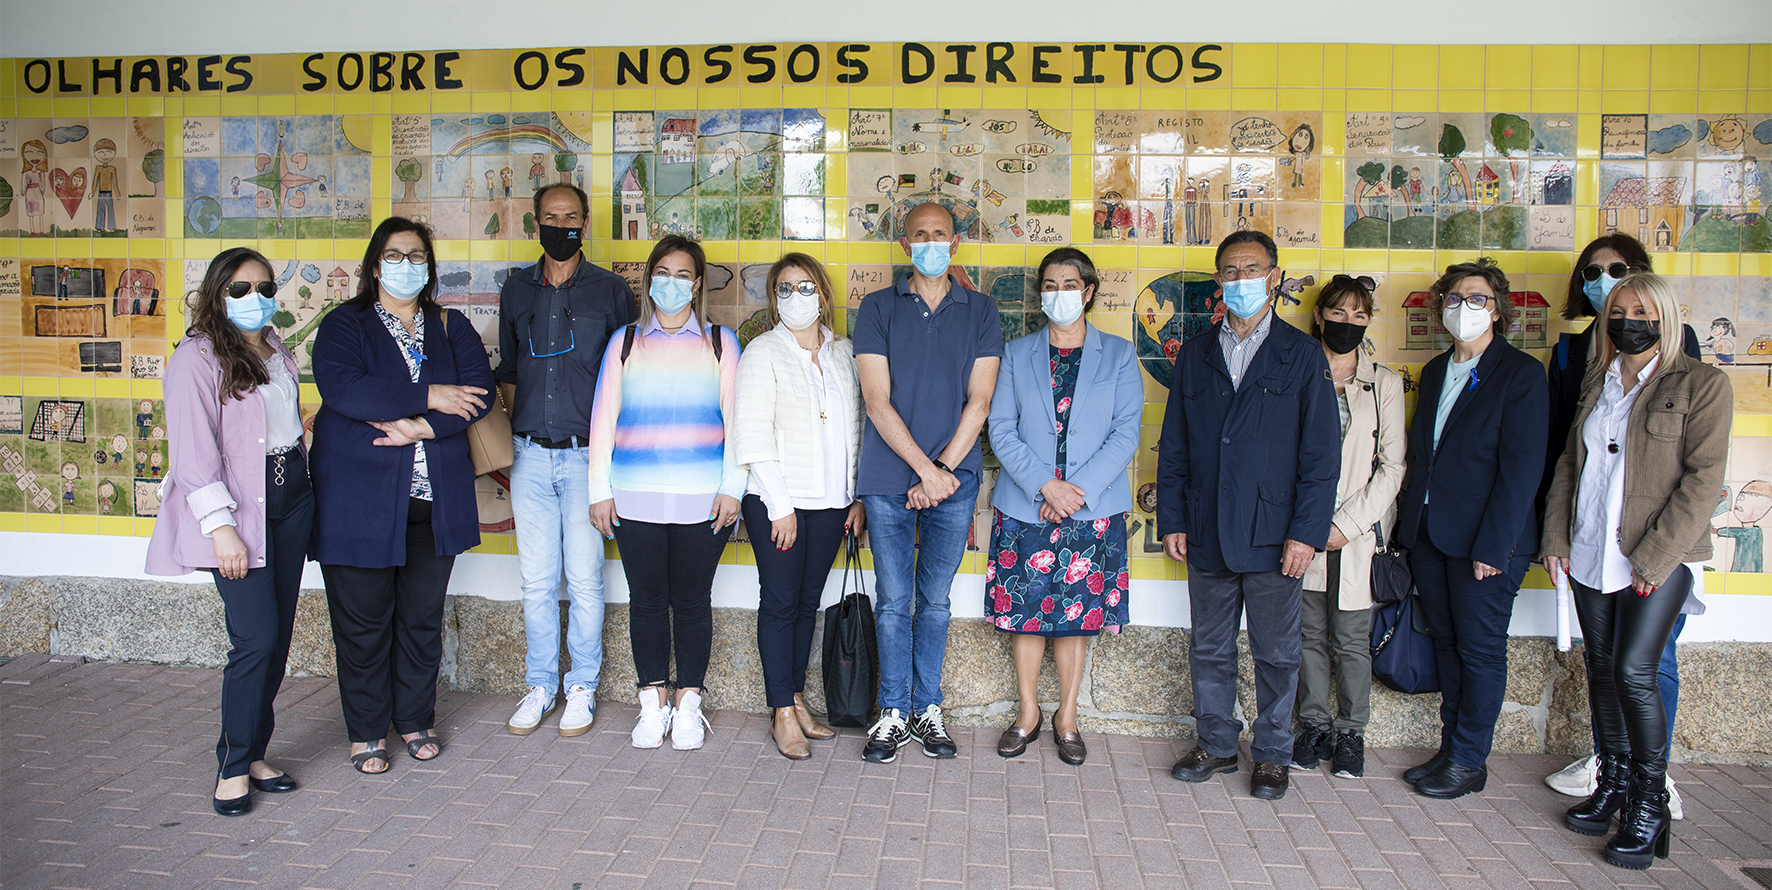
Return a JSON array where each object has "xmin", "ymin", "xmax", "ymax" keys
[
  {"xmin": 1055, "ymin": 730, "xmax": 1087, "ymax": 765},
  {"xmin": 773, "ymin": 707, "xmax": 810, "ymax": 760},
  {"xmin": 1250, "ymin": 762, "xmax": 1290, "ymax": 800},
  {"xmin": 793, "ymin": 693, "xmax": 835, "ymax": 740},
  {"xmin": 1171, "ymin": 745, "xmax": 1239, "ymax": 782},
  {"xmin": 996, "ymin": 713, "xmax": 1042, "ymax": 758}
]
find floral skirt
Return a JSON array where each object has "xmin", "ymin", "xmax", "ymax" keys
[{"xmin": 985, "ymin": 508, "xmax": 1129, "ymax": 637}]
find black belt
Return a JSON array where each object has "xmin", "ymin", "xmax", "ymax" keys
[{"xmin": 523, "ymin": 433, "xmax": 587, "ymax": 450}]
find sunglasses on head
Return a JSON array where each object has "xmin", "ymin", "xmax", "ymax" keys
[
  {"xmin": 1582, "ymin": 262, "xmax": 1642, "ymax": 282},
  {"xmin": 227, "ymin": 281, "xmax": 277, "ymax": 299},
  {"xmin": 774, "ymin": 280, "xmax": 819, "ymax": 298}
]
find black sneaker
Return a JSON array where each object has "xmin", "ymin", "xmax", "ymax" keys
[
  {"xmin": 862, "ymin": 709, "xmax": 910, "ymax": 763},
  {"xmin": 1291, "ymin": 725, "xmax": 1331, "ymax": 770},
  {"xmin": 1331, "ymin": 731, "xmax": 1365, "ymax": 778},
  {"xmin": 908, "ymin": 705, "xmax": 957, "ymax": 759}
]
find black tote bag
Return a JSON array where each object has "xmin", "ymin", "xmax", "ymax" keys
[{"xmin": 821, "ymin": 534, "xmax": 878, "ymax": 728}]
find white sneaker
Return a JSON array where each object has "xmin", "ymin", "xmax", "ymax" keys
[
  {"xmin": 631, "ymin": 689, "xmax": 673, "ymax": 749},
  {"xmin": 1545, "ymin": 753, "xmax": 1598, "ymax": 797},
  {"xmin": 507, "ymin": 685, "xmax": 556, "ymax": 735},
  {"xmin": 1668, "ymin": 776, "xmax": 1683, "ymax": 820},
  {"xmin": 671, "ymin": 689, "xmax": 710, "ymax": 751},
  {"xmin": 559, "ymin": 685, "xmax": 595, "ymax": 737}
]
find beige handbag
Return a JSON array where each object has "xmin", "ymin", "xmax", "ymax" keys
[{"xmin": 441, "ymin": 311, "xmax": 514, "ymax": 476}]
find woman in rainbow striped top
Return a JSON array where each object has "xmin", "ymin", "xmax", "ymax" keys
[{"xmin": 587, "ymin": 235, "xmax": 747, "ymax": 751}]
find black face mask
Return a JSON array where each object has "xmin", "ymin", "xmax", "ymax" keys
[
  {"xmin": 1320, "ymin": 319, "xmax": 1368, "ymax": 355},
  {"xmin": 1607, "ymin": 318, "xmax": 1661, "ymax": 355},
  {"xmin": 538, "ymin": 224, "xmax": 582, "ymax": 262}
]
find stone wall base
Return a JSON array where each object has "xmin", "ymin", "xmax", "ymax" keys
[{"xmin": 2, "ymin": 575, "xmax": 1767, "ymax": 763}]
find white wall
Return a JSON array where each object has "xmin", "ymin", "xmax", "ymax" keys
[{"xmin": 3, "ymin": 0, "xmax": 1768, "ymax": 56}]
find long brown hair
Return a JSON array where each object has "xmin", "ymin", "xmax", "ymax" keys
[
  {"xmin": 186, "ymin": 247, "xmax": 277, "ymax": 401},
  {"xmin": 1562, "ymin": 233, "xmax": 1651, "ymax": 320},
  {"xmin": 765, "ymin": 252, "xmax": 836, "ymax": 331}
]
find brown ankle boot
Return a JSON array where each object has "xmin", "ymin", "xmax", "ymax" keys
[
  {"xmin": 793, "ymin": 693, "xmax": 835, "ymax": 739},
  {"xmin": 773, "ymin": 707, "xmax": 810, "ymax": 760}
]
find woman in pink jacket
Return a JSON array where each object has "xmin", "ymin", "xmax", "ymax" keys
[{"xmin": 146, "ymin": 248, "xmax": 312, "ymax": 817}]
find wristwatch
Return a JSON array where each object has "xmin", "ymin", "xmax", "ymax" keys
[{"xmin": 931, "ymin": 459, "xmax": 951, "ymax": 473}]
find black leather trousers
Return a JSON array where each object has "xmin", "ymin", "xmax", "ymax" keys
[{"xmin": 1571, "ymin": 565, "xmax": 1692, "ymax": 770}]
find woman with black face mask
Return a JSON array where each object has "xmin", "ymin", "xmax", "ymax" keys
[
  {"xmin": 1289, "ymin": 275, "xmax": 1405, "ymax": 782},
  {"xmin": 1541, "ymin": 272, "xmax": 1732, "ymax": 871}
]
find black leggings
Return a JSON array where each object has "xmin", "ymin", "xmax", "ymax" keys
[
  {"xmin": 612, "ymin": 518, "xmax": 731, "ymax": 690},
  {"xmin": 1571, "ymin": 565, "xmax": 1692, "ymax": 770}
]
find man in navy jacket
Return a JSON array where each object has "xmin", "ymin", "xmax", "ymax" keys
[{"xmin": 1156, "ymin": 231, "xmax": 1340, "ymax": 801}]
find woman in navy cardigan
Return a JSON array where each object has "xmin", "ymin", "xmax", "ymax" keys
[
  {"xmin": 310, "ymin": 217, "xmax": 494, "ymax": 774},
  {"xmin": 1394, "ymin": 258, "xmax": 1548, "ymax": 800}
]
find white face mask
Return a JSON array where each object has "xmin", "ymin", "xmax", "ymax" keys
[
  {"xmin": 776, "ymin": 291, "xmax": 822, "ymax": 331},
  {"xmin": 1041, "ymin": 289, "xmax": 1086, "ymax": 326},
  {"xmin": 1442, "ymin": 302, "xmax": 1493, "ymax": 343}
]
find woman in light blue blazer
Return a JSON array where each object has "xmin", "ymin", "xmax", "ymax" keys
[{"xmin": 986, "ymin": 247, "xmax": 1143, "ymax": 765}]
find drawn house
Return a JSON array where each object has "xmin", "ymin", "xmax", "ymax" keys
[
  {"xmin": 620, "ymin": 168, "xmax": 650, "ymax": 241},
  {"xmin": 1599, "ymin": 176, "xmax": 1686, "ymax": 252},
  {"xmin": 1473, "ymin": 164, "xmax": 1501, "ymax": 204},
  {"xmin": 1531, "ymin": 162, "xmax": 1573, "ymax": 205},
  {"xmin": 659, "ymin": 119, "xmax": 697, "ymax": 165},
  {"xmin": 1401, "ymin": 291, "xmax": 1550, "ymax": 350},
  {"xmin": 326, "ymin": 267, "xmax": 352, "ymax": 301}
]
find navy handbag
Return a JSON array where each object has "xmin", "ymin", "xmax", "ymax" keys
[{"xmin": 1370, "ymin": 590, "xmax": 1441, "ymax": 695}]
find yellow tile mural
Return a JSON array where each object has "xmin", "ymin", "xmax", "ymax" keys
[{"xmin": 1, "ymin": 43, "xmax": 1769, "ymax": 589}]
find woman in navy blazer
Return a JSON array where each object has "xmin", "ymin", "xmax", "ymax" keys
[
  {"xmin": 985, "ymin": 248, "xmax": 1142, "ymax": 765},
  {"xmin": 1394, "ymin": 258, "xmax": 1548, "ymax": 800},
  {"xmin": 310, "ymin": 217, "xmax": 494, "ymax": 774}
]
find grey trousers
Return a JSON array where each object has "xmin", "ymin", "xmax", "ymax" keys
[
  {"xmin": 1298, "ymin": 552, "xmax": 1372, "ymax": 734},
  {"xmin": 1187, "ymin": 565, "xmax": 1303, "ymax": 766}
]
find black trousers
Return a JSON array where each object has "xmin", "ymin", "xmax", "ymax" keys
[
  {"xmin": 321, "ymin": 498, "xmax": 454, "ymax": 743},
  {"xmin": 742, "ymin": 496, "xmax": 848, "ymax": 708},
  {"xmin": 1572, "ymin": 565, "xmax": 1692, "ymax": 771},
  {"xmin": 612, "ymin": 518, "xmax": 730, "ymax": 690},
  {"xmin": 211, "ymin": 452, "xmax": 313, "ymax": 779}
]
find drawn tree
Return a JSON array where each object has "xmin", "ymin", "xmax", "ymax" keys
[
  {"xmin": 555, "ymin": 152, "xmax": 578, "ymax": 183},
  {"xmin": 395, "ymin": 158, "xmax": 422, "ymax": 201},
  {"xmin": 1489, "ymin": 114, "xmax": 1533, "ymax": 203},
  {"xmin": 142, "ymin": 149, "xmax": 165, "ymax": 197},
  {"xmin": 0, "ymin": 175, "xmax": 11, "ymax": 217},
  {"xmin": 522, "ymin": 212, "xmax": 537, "ymax": 236},
  {"xmin": 297, "ymin": 284, "xmax": 312, "ymax": 307},
  {"xmin": 1439, "ymin": 125, "xmax": 1471, "ymax": 205},
  {"xmin": 1353, "ymin": 161, "xmax": 1386, "ymax": 220},
  {"xmin": 485, "ymin": 213, "xmax": 501, "ymax": 237},
  {"xmin": 272, "ymin": 308, "xmax": 296, "ymax": 330}
]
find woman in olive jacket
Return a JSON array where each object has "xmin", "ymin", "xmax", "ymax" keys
[{"xmin": 1541, "ymin": 272, "xmax": 1731, "ymax": 871}]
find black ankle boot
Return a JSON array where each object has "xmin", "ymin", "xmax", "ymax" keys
[
  {"xmin": 1604, "ymin": 762, "xmax": 1672, "ymax": 870},
  {"xmin": 1565, "ymin": 753, "xmax": 1630, "ymax": 835}
]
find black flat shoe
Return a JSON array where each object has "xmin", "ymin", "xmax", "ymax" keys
[
  {"xmin": 212, "ymin": 793, "xmax": 252, "ymax": 817},
  {"xmin": 1054, "ymin": 731, "xmax": 1087, "ymax": 766},
  {"xmin": 250, "ymin": 773, "xmax": 297, "ymax": 793},
  {"xmin": 1404, "ymin": 750, "xmax": 1450, "ymax": 785},
  {"xmin": 1415, "ymin": 761, "xmax": 1488, "ymax": 799}
]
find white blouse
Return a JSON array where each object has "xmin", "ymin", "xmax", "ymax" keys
[
  {"xmin": 1570, "ymin": 355, "xmax": 1657, "ymax": 592},
  {"xmin": 198, "ymin": 354, "xmax": 304, "ymax": 536}
]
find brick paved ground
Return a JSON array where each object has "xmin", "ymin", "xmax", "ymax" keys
[{"xmin": 3, "ymin": 654, "xmax": 1770, "ymax": 890}]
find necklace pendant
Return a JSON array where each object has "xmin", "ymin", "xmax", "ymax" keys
[{"xmin": 1608, "ymin": 442, "xmax": 1619, "ymax": 454}]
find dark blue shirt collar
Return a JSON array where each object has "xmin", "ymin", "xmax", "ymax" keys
[{"xmin": 893, "ymin": 272, "xmax": 971, "ymax": 304}]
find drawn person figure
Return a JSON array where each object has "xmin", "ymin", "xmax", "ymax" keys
[
  {"xmin": 575, "ymin": 166, "xmax": 585, "ymax": 191},
  {"xmin": 137, "ymin": 399, "xmax": 156, "ymax": 435},
  {"xmin": 1718, "ymin": 481, "xmax": 1772, "ymax": 573},
  {"xmin": 435, "ymin": 157, "xmax": 445, "ymax": 184},
  {"xmin": 231, "ymin": 176, "xmax": 242, "ymax": 197},
  {"xmin": 111, "ymin": 434, "xmax": 128, "ymax": 465},
  {"xmin": 500, "ymin": 167, "xmax": 514, "ymax": 199},
  {"xmin": 90, "ymin": 138, "xmax": 120, "ymax": 233},
  {"xmin": 1409, "ymin": 167, "xmax": 1425, "ymax": 214},
  {"xmin": 61, "ymin": 461, "xmax": 78, "ymax": 507},
  {"xmin": 48, "ymin": 403, "xmax": 68, "ymax": 440},
  {"xmin": 135, "ymin": 449, "xmax": 148, "ymax": 476},
  {"xmin": 151, "ymin": 450, "xmax": 164, "ymax": 478},
  {"xmin": 1184, "ymin": 177, "xmax": 1199, "ymax": 244},
  {"xmin": 530, "ymin": 154, "xmax": 547, "ymax": 191},
  {"xmin": 1284, "ymin": 124, "xmax": 1315, "ymax": 189},
  {"xmin": 1706, "ymin": 318, "xmax": 1735, "ymax": 364},
  {"xmin": 97, "ymin": 480, "xmax": 116, "ymax": 514},
  {"xmin": 21, "ymin": 139, "xmax": 49, "ymax": 235},
  {"xmin": 316, "ymin": 176, "xmax": 328, "ymax": 199},
  {"xmin": 1197, "ymin": 180, "xmax": 1213, "ymax": 245},
  {"xmin": 485, "ymin": 169, "xmax": 497, "ymax": 200},
  {"xmin": 462, "ymin": 178, "xmax": 475, "ymax": 204}
]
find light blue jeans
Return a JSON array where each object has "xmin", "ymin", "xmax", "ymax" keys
[
  {"xmin": 511, "ymin": 436, "xmax": 605, "ymax": 693},
  {"xmin": 861, "ymin": 470, "xmax": 979, "ymax": 715}
]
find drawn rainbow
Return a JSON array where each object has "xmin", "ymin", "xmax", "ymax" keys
[{"xmin": 446, "ymin": 124, "xmax": 571, "ymax": 157}]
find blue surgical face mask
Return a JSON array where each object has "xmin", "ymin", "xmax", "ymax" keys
[
  {"xmin": 225, "ymin": 294, "xmax": 276, "ymax": 332},
  {"xmin": 1582, "ymin": 274, "xmax": 1620, "ymax": 313},
  {"xmin": 1220, "ymin": 277, "xmax": 1270, "ymax": 320},
  {"xmin": 378, "ymin": 259, "xmax": 429, "ymax": 301},
  {"xmin": 909, "ymin": 240, "xmax": 952, "ymax": 278},
  {"xmin": 650, "ymin": 275, "xmax": 695, "ymax": 315},
  {"xmin": 1041, "ymin": 289, "xmax": 1086, "ymax": 326}
]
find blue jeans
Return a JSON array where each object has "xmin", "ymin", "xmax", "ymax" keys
[
  {"xmin": 861, "ymin": 470, "xmax": 979, "ymax": 715},
  {"xmin": 511, "ymin": 437, "xmax": 605, "ymax": 692}
]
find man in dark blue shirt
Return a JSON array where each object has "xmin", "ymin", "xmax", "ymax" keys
[
  {"xmin": 853, "ymin": 201, "xmax": 1002, "ymax": 763},
  {"xmin": 496, "ymin": 183, "xmax": 635, "ymax": 739}
]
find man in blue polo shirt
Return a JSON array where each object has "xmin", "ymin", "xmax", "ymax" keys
[
  {"xmin": 497, "ymin": 183, "xmax": 635, "ymax": 738},
  {"xmin": 853, "ymin": 201, "xmax": 1003, "ymax": 763}
]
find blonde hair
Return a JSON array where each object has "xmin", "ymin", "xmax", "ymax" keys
[
  {"xmin": 765, "ymin": 252, "xmax": 836, "ymax": 332},
  {"xmin": 1580, "ymin": 271, "xmax": 1686, "ymax": 397},
  {"xmin": 635, "ymin": 235, "xmax": 712, "ymax": 348}
]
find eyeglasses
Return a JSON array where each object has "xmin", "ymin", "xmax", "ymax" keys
[
  {"xmin": 1582, "ymin": 262, "xmax": 1642, "ymax": 281},
  {"xmin": 1216, "ymin": 263, "xmax": 1272, "ymax": 280},
  {"xmin": 380, "ymin": 249, "xmax": 429, "ymax": 264},
  {"xmin": 1441, "ymin": 293, "xmax": 1493, "ymax": 309},
  {"xmin": 227, "ymin": 281, "xmax": 277, "ymax": 299},
  {"xmin": 528, "ymin": 330, "xmax": 575, "ymax": 358},
  {"xmin": 774, "ymin": 280, "xmax": 820, "ymax": 298}
]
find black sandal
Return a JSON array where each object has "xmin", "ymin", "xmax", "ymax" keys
[
  {"xmin": 350, "ymin": 742, "xmax": 390, "ymax": 774},
  {"xmin": 405, "ymin": 730, "xmax": 442, "ymax": 761}
]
